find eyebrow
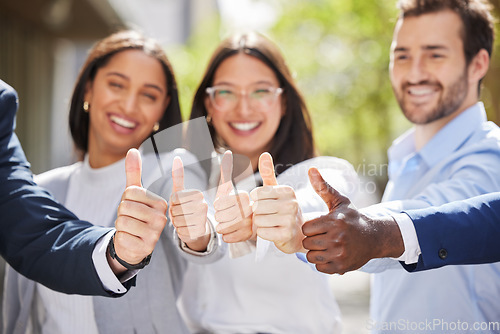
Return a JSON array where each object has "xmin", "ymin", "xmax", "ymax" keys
[
  {"xmin": 212, "ymin": 81, "xmax": 235, "ymax": 87},
  {"xmin": 106, "ymin": 72, "xmax": 165, "ymax": 94},
  {"xmin": 423, "ymin": 45, "xmax": 449, "ymax": 51},
  {"xmin": 393, "ymin": 45, "xmax": 449, "ymax": 52},
  {"xmin": 213, "ymin": 80, "xmax": 276, "ymax": 87}
]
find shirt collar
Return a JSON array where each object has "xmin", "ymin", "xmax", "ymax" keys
[{"xmin": 388, "ymin": 102, "xmax": 486, "ymax": 167}]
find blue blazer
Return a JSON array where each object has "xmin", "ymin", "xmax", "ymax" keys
[
  {"xmin": 0, "ymin": 79, "xmax": 128, "ymax": 296},
  {"xmin": 401, "ymin": 192, "xmax": 500, "ymax": 272}
]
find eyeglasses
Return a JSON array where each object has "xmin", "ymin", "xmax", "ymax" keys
[{"xmin": 206, "ymin": 85, "xmax": 283, "ymax": 111}]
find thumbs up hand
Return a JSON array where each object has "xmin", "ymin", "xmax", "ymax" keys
[
  {"xmin": 169, "ymin": 156, "xmax": 211, "ymax": 252},
  {"xmin": 213, "ymin": 151, "xmax": 254, "ymax": 243},
  {"xmin": 302, "ymin": 167, "xmax": 403, "ymax": 275},
  {"xmin": 109, "ymin": 149, "xmax": 169, "ymax": 274},
  {"xmin": 250, "ymin": 152, "xmax": 306, "ymax": 254}
]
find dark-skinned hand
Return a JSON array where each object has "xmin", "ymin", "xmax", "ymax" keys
[{"xmin": 302, "ymin": 167, "xmax": 403, "ymax": 275}]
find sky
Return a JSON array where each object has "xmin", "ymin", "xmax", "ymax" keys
[{"xmin": 217, "ymin": 0, "xmax": 279, "ymax": 32}]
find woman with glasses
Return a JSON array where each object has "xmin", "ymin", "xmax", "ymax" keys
[
  {"xmin": 172, "ymin": 32, "xmax": 366, "ymax": 333},
  {"xmin": 2, "ymin": 30, "xmax": 218, "ymax": 334}
]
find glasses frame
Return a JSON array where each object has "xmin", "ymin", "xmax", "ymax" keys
[{"xmin": 205, "ymin": 85, "xmax": 283, "ymax": 111}]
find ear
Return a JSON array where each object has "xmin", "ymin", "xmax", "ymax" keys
[
  {"xmin": 468, "ymin": 49, "xmax": 490, "ymax": 84},
  {"xmin": 204, "ymin": 95, "xmax": 214, "ymax": 120}
]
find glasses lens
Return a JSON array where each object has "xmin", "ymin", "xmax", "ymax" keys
[
  {"xmin": 208, "ymin": 86, "xmax": 281, "ymax": 111},
  {"xmin": 249, "ymin": 88, "xmax": 278, "ymax": 110},
  {"xmin": 213, "ymin": 88, "xmax": 237, "ymax": 110}
]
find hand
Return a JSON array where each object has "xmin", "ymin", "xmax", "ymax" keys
[
  {"xmin": 302, "ymin": 167, "xmax": 404, "ymax": 274},
  {"xmin": 250, "ymin": 152, "xmax": 305, "ymax": 254},
  {"xmin": 108, "ymin": 149, "xmax": 169, "ymax": 275},
  {"xmin": 169, "ymin": 156, "xmax": 210, "ymax": 251},
  {"xmin": 213, "ymin": 151, "xmax": 254, "ymax": 243}
]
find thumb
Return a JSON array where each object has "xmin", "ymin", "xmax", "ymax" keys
[
  {"xmin": 171, "ymin": 156, "xmax": 184, "ymax": 193},
  {"xmin": 308, "ymin": 167, "xmax": 350, "ymax": 211},
  {"xmin": 125, "ymin": 148, "xmax": 142, "ymax": 188},
  {"xmin": 259, "ymin": 152, "xmax": 278, "ymax": 186},
  {"xmin": 215, "ymin": 150, "xmax": 234, "ymax": 199}
]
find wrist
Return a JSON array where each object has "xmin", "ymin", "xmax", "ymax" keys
[
  {"xmin": 107, "ymin": 250, "xmax": 128, "ymax": 276},
  {"xmin": 107, "ymin": 234, "xmax": 152, "ymax": 270},
  {"xmin": 373, "ymin": 215, "xmax": 405, "ymax": 258},
  {"xmin": 179, "ymin": 219, "xmax": 217, "ymax": 255},
  {"xmin": 184, "ymin": 234, "xmax": 211, "ymax": 251}
]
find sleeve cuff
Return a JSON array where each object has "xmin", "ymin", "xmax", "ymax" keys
[
  {"xmin": 92, "ymin": 230, "xmax": 136, "ymax": 294},
  {"xmin": 392, "ymin": 213, "xmax": 421, "ymax": 264},
  {"xmin": 178, "ymin": 218, "xmax": 218, "ymax": 256}
]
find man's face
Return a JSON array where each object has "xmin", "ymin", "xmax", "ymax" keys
[{"xmin": 389, "ymin": 10, "xmax": 470, "ymax": 125}]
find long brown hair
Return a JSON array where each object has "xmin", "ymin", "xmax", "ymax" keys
[{"xmin": 190, "ymin": 32, "xmax": 315, "ymax": 174}]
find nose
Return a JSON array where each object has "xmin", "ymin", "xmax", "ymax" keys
[
  {"xmin": 406, "ymin": 55, "xmax": 430, "ymax": 84},
  {"xmin": 234, "ymin": 92, "xmax": 253, "ymax": 116},
  {"xmin": 122, "ymin": 93, "xmax": 138, "ymax": 114}
]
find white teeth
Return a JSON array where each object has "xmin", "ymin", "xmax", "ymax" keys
[
  {"xmin": 409, "ymin": 88, "xmax": 435, "ymax": 96},
  {"xmin": 230, "ymin": 122, "xmax": 260, "ymax": 131},
  {"xmin": 110, "ymin": 115, "xmax": 135, "ymax": 129}
]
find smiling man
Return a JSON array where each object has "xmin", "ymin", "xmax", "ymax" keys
[{"xmin": 362, "ymin": 0, "xmax": 500, "ymax": 332}]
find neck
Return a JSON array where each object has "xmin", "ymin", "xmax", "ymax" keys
[
  {"xmin": 414, "ymin": 102, "xmax": 475, "ymax": 151},
  {"xmin": 227, "ymin": 149, "xmax": 260, "ymax": 174},
  {"xmin": 88, "ymin": 151, "xmax": 125, "ymax": 169}
]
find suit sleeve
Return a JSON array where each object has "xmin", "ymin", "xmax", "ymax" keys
[
  {"xmin": 0, "ymin": 79, "xmax": 128, "ymax": 296},
  {"xmin": 401, "ymin": 192, "xmax": 500, "ymax": 272}
]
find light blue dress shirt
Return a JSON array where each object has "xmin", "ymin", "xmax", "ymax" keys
[{"xmin": 366, "ymin": 102, "xmax": 500, "ymax": 333}]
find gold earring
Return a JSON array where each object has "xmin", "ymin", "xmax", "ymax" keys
[
  {"xmin": 83, "ymin": 101, "xmax": 89, "ymax": 112},
  {"xmin": 206, "ymin": 115, "xmax": 212, "ymax": 124},
  {"xmin": 153, "ymin": 122, "xmax": 160, "ymax": 132}
]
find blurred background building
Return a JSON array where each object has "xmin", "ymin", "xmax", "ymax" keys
[{"xmin": 0, "ymin": 0, "xmax": 216, "ymax": 172}]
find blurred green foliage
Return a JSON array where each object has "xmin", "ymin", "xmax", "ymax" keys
[
  {"xmin": 167, "ymin": 0, "xmax": 500, "ymax": 196},
  {"xmin": 269, "ymin": 0, "xmax": 404, "ymax": 187},
  {"xmin": 167, "ymin": 15, "xmax": 221, "ymax": 121}
]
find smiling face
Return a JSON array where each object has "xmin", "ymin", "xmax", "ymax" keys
[
  {"xmin": 205, "ymin": 53, "xmax": 283, "ymax": 168},
  {"xmin": 389, "ymin": 10, "xmax": 477, "ymax": 125},
  {"xmin": 84, "ymin": 49, "xmax": 169, "ymax": 167}
]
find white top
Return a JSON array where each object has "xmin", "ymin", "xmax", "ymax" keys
[
  {"xmin": 178, "ymin": 156, "xmax": 369, "ymax": 334},
  {"xmin": 32, "ymin": 149, "xmax": 197, "ymax": 334},
  {"xmin": 34, "ymin": 155, "xmax": 127, "ymax": 334}
]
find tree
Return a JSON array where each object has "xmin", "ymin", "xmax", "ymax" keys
[{"xmin": 168, "ymin": 0, "xmax": 500, "ymax": 198}]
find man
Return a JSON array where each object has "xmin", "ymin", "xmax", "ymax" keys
[
  {"xmin": 302, "ymin": 169, "xmax": 500, "ymax": 272},
  {"xmin": 0, "ymin": 79, "xmax": 168, "ymax": 296},
  {"xmin": 304, "ymin": 0, "xmax": 500, "ymax": 332}
]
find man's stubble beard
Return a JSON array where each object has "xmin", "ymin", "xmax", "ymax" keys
[{"xmin": 395, "ymin": 69, "xmax": 469, "ymax": 125}]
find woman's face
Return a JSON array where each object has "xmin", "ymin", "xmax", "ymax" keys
[
  {"xmin": 205, "ymin": 53, "xmax": 283, "ymax": 167},
  {"xmin": 85, "ymin": 49, "xmax": 169, "ymax": 167}
]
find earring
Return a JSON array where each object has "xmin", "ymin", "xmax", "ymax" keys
[
  {"xmin": 206, "ymin": 115, "xmax": 212, "ymax": 124},
  {"xmin": 153, "ymin": 122, "xmax": 160, "ymax": 132},
  {"xmin": 83, "ymin": 101, "xmax": 89, "ymax": 112}
]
